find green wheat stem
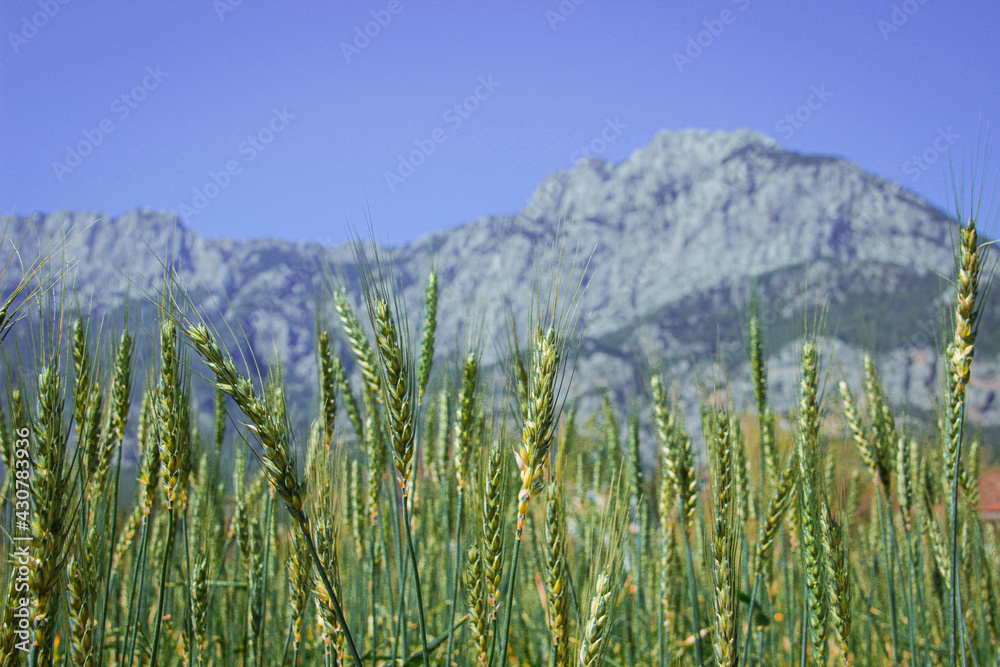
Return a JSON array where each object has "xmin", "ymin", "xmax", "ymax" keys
[
  {"xmin": 124, "ymin": 506, "xmax": 153, "ymax": 667},
  {"xmin": 681, "ymin": 517, "xmax": 705, "ymax": 667},
  {"xmin": 444, "ymin": 489, "xmax": 465, "ymax": 667},
  {"xmin": 399, "ymin": 484, "xmax": 432, "ymax": 667},
  {"xmin": 304, "ymin": 530, "xmax": 364, "ymax": 666},
  {"xmin": 886, "ymin": 493, "xmax": 917, "ymax": 667},
  {"xmin": 876, "ymin": 487, "xmax": 900, "ymax": 667},
  {"xmin": 369, "ymin": 519, "xmax": 379, "ymax": 667},
  {"xmin": 148, "ymin": 507, "xmax": 175, "ymax": 667},
  {"xmin": 389, "ymin": 465, "xmax": 408, "ymax": 665},
  {"xmin": 182, "ymin": 509, "xmax": 195, "ymax": 667},
  {"xmin": 97, "ymin": 436, "xmax": 124, "ymax": 663},
  {"xmin": 497, "ymin": 533, "xmax": 524, "ymax": 666},
  {"xmin": 949, "ymin": 419, "xmax": 966, "ymax": 667}
]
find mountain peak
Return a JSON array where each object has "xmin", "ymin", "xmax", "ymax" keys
[
  {"xmin": 4, "ymin": 129, "xmax": 995, "ymax": 432},
  {"xmin": 636, "ymin": 128, "xmax": 781, "ymax": 164}
]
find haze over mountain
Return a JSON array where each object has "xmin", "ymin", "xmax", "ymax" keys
[{"xmin": 4, "ymin": 129, "xmax": 998, "ymax": 451}]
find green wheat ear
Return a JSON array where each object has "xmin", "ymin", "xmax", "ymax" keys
[
  {"xmin": 30, "ymin": 360, "xmax": 70, "ymax": 666},
  {"xmin": 417, "ymin": 268, "xmax": 438, "ymax": 403},
  {"xmin": 798, "ymin": 340, "xmax": 830, "ymax": 665},
  {"xmin": 512, "ymin": 325, "xmax": 560, "ymax": 532},
  {"xmin": 465, "ymin": 544, "xmax": 490, "ymax": 665},
  {"xmin": 454, "ymin": 352, "xmax": 479, "ymax": 494},
  {"xmin": 578, "ymin": 474, "xmax": 629, "ymax": 667},
  {"xmin": 348, "ymin": 230, "xmax": 435, "ymax": 667},
  {"xmin": 480, "ymin": 431, "xmax": 506, "ymax": 616},
  {"xmin": 316, "ymin": 328, "xmax": 339, "ymax": 449}
]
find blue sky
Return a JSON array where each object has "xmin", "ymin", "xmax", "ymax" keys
[{"xmin": 1, "ymin": 1, "xmax": 997, "ymax": 246}]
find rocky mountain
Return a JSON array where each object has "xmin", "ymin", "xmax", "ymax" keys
[{"xmin": 3, "ymin": 128, "xmax": 998, "ymax": 454}]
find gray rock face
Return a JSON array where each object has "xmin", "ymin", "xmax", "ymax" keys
[{"xmin": 3, "ymin": 129, "xmax": 997, "ymax": 445}]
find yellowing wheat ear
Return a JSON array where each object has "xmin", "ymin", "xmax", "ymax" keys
[
  {"xmin": 498, "ymin": 232, "xmax": 584, "ymax": 665},
  {"xmin": 945, "ymin": 213, "xmax": 986, "ymax": 667},
  {"xmin": 513, "ymin": 326, "xmax": 559, "ymax": 535}
]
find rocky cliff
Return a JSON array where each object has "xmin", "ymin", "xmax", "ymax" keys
[{"xmin": 4, "ymin": 129, "xmax": 997, "ymax": 452}]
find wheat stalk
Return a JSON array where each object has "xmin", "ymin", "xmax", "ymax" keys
[
  {"xmin": 29, "ymin": 361, "xmax": 69, "ymax": 666},
  {"xmin": 650, "ymin": 375, "xmax": 697, "ymax": 531},
  {"xmin": 185, "ymin": 322, "xmax": 363, "ymax": 665},
  {"xmin": 650, "ymin": 372, "xmax": 702, "ymax": 665},
  {"xmin": 711, "ymin": 409, "xmax": 741, "ymax": 667},
  {"xmin": 88, "ymin": 330, "xmax": 133, "ymax": 501},
  {"xmin": 826, "ymin": 507, "xmax": 852, "ymax": 666},
  {"xmin": 66, "ymin": 547, "xmax": 98, "ymax": 666},
  {"xmin": 371, "ymin": 298, "xmax": 416, "ymax": 495},
  {"xmin": 286, "ymin": 531, "xmax": 312, "ymax": 661},
  {"xmin": 454, "ymin": 353, "xmax": 479, "ymax": 494},
  {"xmin": 189, "ymin": 556, "xmax": 209, "ymax": 666},
  {"xmin": 798, "ymin": 341, "xmax": 829, "ymax": 665},
  {"xmin": 481, "ymin": 435, "xmax": 505, "ymax": 619},
  {"xmin": 742, "ymin": 449, "xmax": 798, "ymax": 661},
  {"xmin": 416, "ymin": 269, "xmax": 438, "ymax": 403},
  {"xmin": 748, "ymin": 289, "xmax": 778, "ymax": 486},
  {"xmin": 545, "ymin": 484, "xmax": 570, "ymax": 666},
  {"xmin": 946, "ymin": 215, "xmax": 982, "ymax": 667},
  {"xmin": 317, "ymin": 329, "xmax": 339, "ymax": 449},
  {"xmin": 513, "ymin": 327, "xmax": 559, "ymax": 530},
  {"xmin": 335, "ymin": 291, "xmax": 382, "ymax": 400},
  {"xmin": 577, "ymin": 572, "xmax": 614, "ymax": 667},
  {"xmin": 577, "ymin": 478, "xmax": 627, "ymax": 667},
  {"xmin": 466, "ymin": 545, "xmax": 490, "ymax": 666}
]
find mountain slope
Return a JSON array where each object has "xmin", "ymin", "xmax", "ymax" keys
[{"xmin": 3, "ymin": 128, "xmax": 997, "ymax": 442}]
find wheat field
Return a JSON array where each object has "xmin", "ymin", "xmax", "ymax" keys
[{"xmin": 0, "ymin": 214, "xmax": 997, "ymax": 666}]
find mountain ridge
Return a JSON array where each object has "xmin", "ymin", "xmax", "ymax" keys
[{"xmin": 3, "ymin": 128, "xmax": 997, "ymax": 449}]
